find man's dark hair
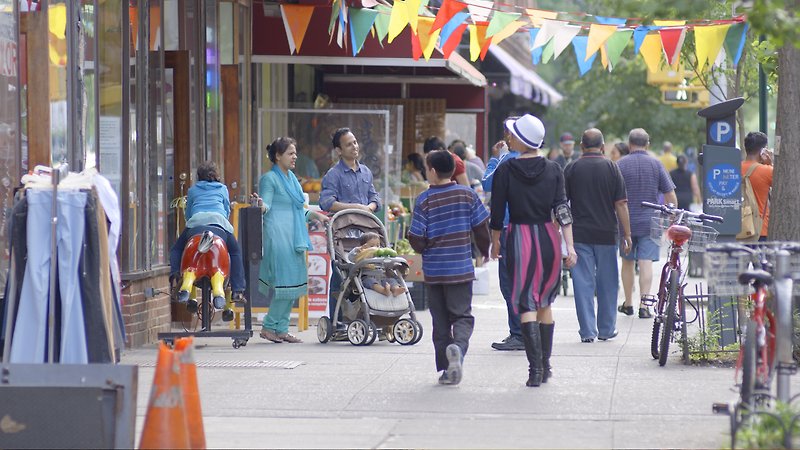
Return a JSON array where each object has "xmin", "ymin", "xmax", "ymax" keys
[
  {"xmin": 580, "ymin": 128, "xmax": 604, "ymax": 150},
  {"xmin": 425, "ymin": 150, "xmax": 455, "ymax": 178},
  {"xmin": 197, "ymin": 161, "xmax": 220, "ymax": 182},
  {"xmin": 614, "ymin": 142, "xmax": 630, "ymax": 156},
  {"xmin": 451, "ymin": 143, "xmax": 467, "ymax": 160},
  {"xmin": 449, "ymin": 139, "xmax": 467, "ymax": 151},
  {"xmin": 359, "ymin": 232, "xmax": 381, "ymax": 246},
  {"xmin": 332, "ymin": 127, "xmax": 352, "ymax": 149},
  {"xmin": 423, "ymin": 136, "xmax": 446, "ymax": 153},
  {"xmin": 744, "ymin": 131, "xmax": 768, "ymax": 155}
]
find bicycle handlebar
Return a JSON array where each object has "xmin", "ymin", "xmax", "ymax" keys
[{"xmin": 640, "ymin": 201, "xmax": 724, "ymax": 223}]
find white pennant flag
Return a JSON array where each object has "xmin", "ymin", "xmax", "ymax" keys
[
  {"xmin": 552, "ymin": 23, "xmax": 581, "ymax": 59},
  {"xmin": 531, "ymin": 19, "xmax": 558, "ymax": 49},
  {"xmin": 467, "ymin": 0, "xmax": 493, "ymax": 23}
]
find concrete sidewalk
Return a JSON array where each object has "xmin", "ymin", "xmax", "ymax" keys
[{"xmin": 122, "ymin": 260, "xmax": 796, "ymax": 449}]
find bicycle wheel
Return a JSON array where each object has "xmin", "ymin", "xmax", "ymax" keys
[
  {"xmin": 651, "ymin": 320, "xmax": 661, "ymax": 360},
  {"xmin": 740, "ymin": 319, "xmax": 757, "ymax": 410},
  {"xmin": 659, "ymin": 269, "xmax": 679, "ymax": 366}
]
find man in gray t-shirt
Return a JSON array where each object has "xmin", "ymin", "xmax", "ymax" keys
[{"xmin": 616, "ymin": 128, "xmax": 677, "ymax": 319}]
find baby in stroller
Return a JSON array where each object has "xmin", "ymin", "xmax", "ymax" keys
[{"xmin": 348, "ymin": 232, "xmax": 407, "ymax": 297}]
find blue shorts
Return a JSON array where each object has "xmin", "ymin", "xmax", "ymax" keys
[{"xmin": 620, "ymin": 236, "xmax": 660, "ymax": 261}]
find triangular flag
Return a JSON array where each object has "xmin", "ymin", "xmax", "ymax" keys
[
  {"xmin": 653, "ymin": 20, "xmax": 686, "ymax": 27},
  {"xmin": 541, "ymin": 39, "xmax": 555, "ymax": 64},
  {"xmin": 441, "ymin": 22, "xmax": 468, "ymax": 58},
  {"xmin": 411, "ymin": 28, "xmax": 423, "ymax": 60},
  {"xmin": 572, "ymin": 35, "xmax": 597, "ymax": 76},
  {"xmin": 431, "ymin": 0, "xmax": 466, "ymax": 32},
  {"xmin": 724, "ymin": 22, "xmax": 748, "ymax": 67},
  {"xmin": 489, "ymin": 20, "xmax": 524, "ymax": 46},
  {"xmin": 633, "ymin": 25, "xmax": 661, "ymax": 54},
  {"xmin": 338, "ymin": 1, "xmax": 348, "ymax": 47},
  {"xmin": 439, "ymin": 11, "xmax": 469, "ymax": 46},
  {"xmin": 486, "ymin": 11, "xmax": 521, "ymax": 38},
  {"xmin": 373, "ymin": 4, "xmax": 392, "ymax": 44},
  {"xmin": 600, "ymin": 45, "xmax": 610, "ymax": 69},
  {"xmin": 349, "ymin": 8, "xmax": 379, "ymax": 56},
  {"xmin": 387, "ymin": 0, "xmax": 408, "ymax": 43},
  {"xmin": 467, "ymin": 0, "xmax": 493, "ymax": 23},
  {"xmin": 604, "ymin": 29, "xmax": 632, "ymax": 67},
  {"xmin": 659, "ymin": 27, "xmax": 686, "ymax": 66},
  {"xmin": 529, "ymin": 28, "xmax": 543, "ymax": 64},
  {"xmin": 526, "ymin": 8, "xmax": 557, "ymax": 27},
  {"xmin": 594, "ymin": 16, "xmax": 627, "ymax": 26},
  {"xmin": 639, "ymin": 33, "xmax": 663, "ymax": 73},
  {"xmin": 468, "ymin": 22, "xmax": 492, "ymax": 61},
  {"xmin": 531, "ymin": 19, "xmax": 557, "ymax": 49},
  {"xmin": 551, "ymin": 23, "xmax": 581, "ymax": 59},
  {"xmin": 585, "ymin": 24, "xmax": 618, "ymax": 61},
  {"xmin": 406, "ymin": 0, "xmax": 421, "ymax": 32},
  {"xmin": 694, "ymin": 24, "xmax": 731, "ymax": 71},
  {"xmin": 280, "ymin": 4, "xmax": 315, "ymax": 54},
  {"xmin": 415, "ymin": 17, "xmax": 440, "ymax": 60},
  {"xmin": 328, "ymin": 0, "xmax": 339, "ymax": 35}
]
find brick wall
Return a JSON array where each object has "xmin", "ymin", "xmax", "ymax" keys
[{"xmin": 122, "ymin": 274, "xmax": 171, "ymax": 348}]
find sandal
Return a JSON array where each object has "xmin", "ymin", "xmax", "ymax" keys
[
  {"xmin": 259, "ymin": 329, "xmax": 283, "ymax": 343},
  {"xmin": 617, "ymin": 304, "xmax": 634, "ymax": 316},
  {"xmin": 278, "ymin": 333, "xmax": 303, "ymax": 343},
  {"xmin": 638, "ymin": 307, "xmax": 653, "ymax": 319}
]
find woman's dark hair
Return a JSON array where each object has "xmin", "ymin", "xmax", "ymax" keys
[
  {"xmin": 676, "ymin": 154, "xmax": 688, "ymax": 169},
  {"xmin": 451, "ymin": 143, "xmax": 467, "ymax": 160},
  {"xmin": 197, "ymin": 161, "xmax": 220, "ymax": 182},
  {"xmin": 425, "ymin": 150, "xmax": 455, "ymax": 178},
  {"xmin": 332, "ymin": 128, "xmax": 352, "ymax": 149},
  {"xmin": 359, "ymin": 232, "xmax": 381, "ymax": 246},
  {"xmin": 267, "ymin": 137, "xmax": 297, "ymax": 163},
  {"xmin": 423, "ymin": 136, "xmax": 446, "ymax": 153},
  {"xmin": 407, "ymin": 153, "xmax": 427, "ymax": 180},
  {"xmin": 614, "ymin": 142, "xmax": 630, "ymax": 156}
]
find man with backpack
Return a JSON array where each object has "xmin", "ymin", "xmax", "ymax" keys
[{"xmin": 738, "ymin": 132, "xmax": 773, "ymax": 242}]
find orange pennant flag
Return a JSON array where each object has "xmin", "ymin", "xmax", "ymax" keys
[
  {"xmin": 280, "ymin": 4, "xmax": 315, "ymax": 54},
  {"xmin": 469, "ymin": 22, "xmax": 492, "ymax": 61}
]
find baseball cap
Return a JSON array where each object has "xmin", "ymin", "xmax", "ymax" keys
[{"xmin": 560, "ymin": 133, "xmax": 575, "ymax": 144}]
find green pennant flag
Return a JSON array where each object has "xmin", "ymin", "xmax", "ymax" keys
[
  {"xmin": 329, "ymin": 0, "xmax": 339, "ymax": 34},
  {"xmin": 541, "ymin": 39, "xmax": 555, "ymax": 64},
  {"xmin": 605, "ymin": 29, "xmax": 632, "ymax": 67},
  {"xmin": 723, "ymin": 22, "xmax": 748, "ymax": 67},
  {"xmin": 374, "ymin": 4, "xmax": 391, "ymax": 45},
  {"xmin": 350, "ymin": 8, "xmax": 379, "ymax": 56},
  {"xmin": 486, "ymin": 11, "xmax": 521, "ymax": 38}
]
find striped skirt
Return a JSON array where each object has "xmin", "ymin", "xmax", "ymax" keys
[{"xmin": 506, "ymin": 222, "xmax": 562, "ymax": 313}]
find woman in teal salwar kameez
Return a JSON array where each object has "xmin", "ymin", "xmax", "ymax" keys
[{"xmin": 257, "ymin": 137, "xmax": 328, "ymax": 343}]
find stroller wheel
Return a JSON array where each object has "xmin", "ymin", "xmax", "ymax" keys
[
  {"xmin": 317, "ymin": 316, "xmax": 333, "ymax": 343},
  {"xmin": 364, "ymin": 321, "xmax": 378, "ymax": 346},
  {"xmin": 347, "ymin": 319, "xmax": 370, "ymax": 346},
  {"xmin": 394, "ymin": 318, "xmax": 418, "ymax": 345},
  {"xmin": 411, "ymin": 320, "xmax": 424, "ymax": 345}
]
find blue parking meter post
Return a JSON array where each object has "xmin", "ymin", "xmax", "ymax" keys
[{"xmin": 698, "ymin": 98, "xmax": 744, "ymax": 347}]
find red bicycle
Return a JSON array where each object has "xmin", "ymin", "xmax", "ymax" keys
[{"xmin": 641, "ymin": 202, "xmax": 723, "ymax": 366}]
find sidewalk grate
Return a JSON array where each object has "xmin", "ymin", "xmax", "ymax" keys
[{"xmin": 137, "ymin": 360, "xmax": 304, "ymax": 369}]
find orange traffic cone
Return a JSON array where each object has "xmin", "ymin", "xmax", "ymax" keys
[
  {"xmin": 174, "ymin": 337, "xmax": 206, "ymax": 449},
  {"xmin": 139, "ymin": 342, "xmax": 191, "ymax": 449}
]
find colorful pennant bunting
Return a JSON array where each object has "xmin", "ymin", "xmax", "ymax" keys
[
  {"xmin": 486, "ymin": 11, "xmax": 521, "ymax": 38},
  {"xmin": 639, "ymin": 33, "xmax": 663, "ymax": 73},
  {"xmin": 431, "ymin": 0, "xmax": 466, "ymax": 32},
  {"xmin": 594, "ymin": 16, "xmax": 627, "ymax": 26},
  {"xmin": 349, "ymin": 7, "xmax": 379, "ymax": 56},
  {"xmin": 572, "ymin": 35, "xmax": 597, "ymax": 76},
  {"xmin": 694, "ymin": 23, "xmax": 730, "ymax": 71},
  {"xmin": 415, "ymin": 17, "xmax": 440, "ymax": 60},
  {"xmin": 439, "ymin": 11, "xmax": 469, "ymax": 46},
  {"xmin": 387, "ymin": 0, "xmax": 408, "ymax": 43},
  {"xmin": 441, "ymin": 22, "xmax": 468, "ymax": 58},
  {"xmin": 407, "ymin": 0, "xmax": 421, "ymax": 32},
  {"xmin": 373, "ymin": 4, "xmax": 392, "ymax": 45},
  {"xmin": 280, "ymin": 4, "xmax": 315, "ymax": 55},
  {"xmin": 724, "ymin": 22, "xmax": 748, "ymax": 67},
  {"xmin": 585, "ymin": 24, "xmax": 618, "ymax": 61},
  {"xmin": 529, "ymin": 28, "xmax": 544, "ymax": 64},
  {"xmin": 604, "ymin": 29, "xmax": 632, "ymax": 68},
  {"xmin": 468, "ymin": 22, "xmax": 492, "ymax": 61},
  {"xmin": 541, "ymin": 39, "xmax": 555, "ymax": 64},
  {"xmin": 552, "ymin": 24, "xmax": 581, "ymax": 60},
  {"xmin": 526, "ymin": 9, "xmax": 558, "ymax": 27},
  {"xmin": 531, "ymin": 19, "xmax": 557, "ymax": 49},
  {"xmin": 659, "ymin": 27, "xmax": 687, "ymax": 66},
  {"xmin": 467, "ymin": 0, "xmax": 493, "ymax": 23},
  {"xmin": 489, "ymin": 20, "xmax": 524, "ymax": 47},
  {"xmin": 633, "ymin": 25, "xmax": 660, "ymax": 54}
]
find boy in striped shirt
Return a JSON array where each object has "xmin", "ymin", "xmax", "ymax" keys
[{"xmin": 407, "ymin": 150, "xmax": 491, "ymax": 385}]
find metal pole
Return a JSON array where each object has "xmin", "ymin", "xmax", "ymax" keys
[
  {"xmin": 774, "ymin": 250, "xmax": 793, "ymax": 402},
  {"xmin": 758, "ymin": 35, "xmax": 768, "ymax": 134}
]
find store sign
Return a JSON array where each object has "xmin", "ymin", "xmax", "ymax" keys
[{"xmin": 0, "ymin": 38, "xmax": 16, "ymax": 77}]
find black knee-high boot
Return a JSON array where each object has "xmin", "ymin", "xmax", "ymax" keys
[
  {"xmin": 540, "ymin": 322, "xmax": 554, "ymax": 383},
  {"xmin": 521, "ymin": 321, "xmax": 543, "ymax": 387}
]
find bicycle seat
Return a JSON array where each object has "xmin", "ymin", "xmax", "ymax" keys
[{"xmin": 737, "ymin": 270, "xmax": 773, "ymax": 286}]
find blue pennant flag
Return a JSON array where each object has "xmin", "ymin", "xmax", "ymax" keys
[
  {"xmin": 572, "ymin": 35, "xmax": 597, "ymax": 76},
  {"xmin": 529, "ymin": 28, "xmax": 544, "ymax": 65},
  {"xmin": 439, "ymin": 11, "xmax": 469, "ymax": 47},
  {"xmin": 595, "ymin": 16, "xmax": 627, "ymax": 26},
  {"xmin": 633, "ymin": 25, "xmax": 662, "ymax": 54}
]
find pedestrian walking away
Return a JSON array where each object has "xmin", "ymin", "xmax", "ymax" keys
[
  {"xmin": 407, "ymin": 150, "xmax": 491, "ymax": 386},
  {"xmin": 319, "ymin": 128, "xmax": 381, "ymax": 325},
  {"xmin": 564, "ymin": 128, "xmax": 632, "ymax": 343},
  {"xmin": 256, "ymin": 137, "xmax": 329, "ymax": 344},
  {"xmin": 481, "ymin": 117, "xmax": 523, "ymax": 351},
  {"xmin": 616, "ymin": 128, "xmax": 677, "ymax": 319},
  {"xmin": 489, "ymin": 114, "xmax": 578, "ymax": 387},
  {"xmin": 670, "ymin": 155, "xmax": 701, "ymax": 211}
]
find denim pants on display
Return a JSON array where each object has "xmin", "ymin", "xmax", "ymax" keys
[
  {"xmin": 11, "ymin": 189, "xmax": 88, "ymax": 363},
  {"xmin": 498, "ymin": 229, "xmax": 521, "ymax": 337},
  {"xmin": 571, "ymin": 243, "xmax": 620, "ymax": 340},
  {"xmin": 80, "ymin": 193, "xmax": 112, "ymax": 362}
]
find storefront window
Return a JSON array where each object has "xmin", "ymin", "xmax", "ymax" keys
[
  {"xmin": 147, "ymin": 0, "xmax": 167, "ymax": 266},
  {"xmin": 0, "ymin": 0, "xmax": 19, "ymax": 294},
  {"xmin": 48, "ymin": 1, "xmax": 68, "ymax": 164},
  {"xmin": 80, "ymin": 0, "xmax": 98, "ymax": 170},
  {"xmin": 98, "ymin": 0, "xmax": 124, "ymax": 198}
]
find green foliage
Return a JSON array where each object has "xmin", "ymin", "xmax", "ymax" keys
[
  {"xmin": 681, "ymin": 305, "xmax": 739, "ymax": 363},
  {"xmin": 746, "ymin": 0, "xmax": 800, "ymax": 49},
  {"xmin": 733, "ymin": 402, "xmax": 800, "ymax": 449}
]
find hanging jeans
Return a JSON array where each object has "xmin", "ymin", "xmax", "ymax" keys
[{"xmin": 10, "ymin": 189, "xmax": 88, "ymax": 363}]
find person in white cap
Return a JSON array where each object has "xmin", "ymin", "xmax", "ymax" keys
[{"xmin": 489, "ymin": 114, "xmax": 578, "ymax": 387}]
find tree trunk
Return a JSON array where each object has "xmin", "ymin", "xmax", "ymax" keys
[{"xmin": 769, "ymin": 29, "xmax": 800, "ymax": 240}]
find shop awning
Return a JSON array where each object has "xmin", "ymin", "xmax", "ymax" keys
[{"xmin": 487, "ymin": 44, "xmax": 563, "ymax": 106}]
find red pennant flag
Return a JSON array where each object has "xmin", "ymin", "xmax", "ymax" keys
[
  {"xmin": 441, "ymin": 23, "xmax": 468, "ymax": 58},
  {"xmin": 432, "ymin": 0, "xmax": 467, "ymax": 32},
  {"xmin": 411, "ymin": 30, "xmax": 423, "ymax": 60},
  {"xmin": 659, "ymin": 27, "xmax": 686, "ymax": 67}
]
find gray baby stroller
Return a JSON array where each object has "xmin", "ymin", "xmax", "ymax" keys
[{"xmin": 317, "ymin": 209, "xmax": 424, "ymax": 346}]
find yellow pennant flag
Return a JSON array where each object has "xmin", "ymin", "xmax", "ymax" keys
[
  {"xmin": 526, "ymin": 8, "xmax": 558, "ymax": 27},
  {"xmin": 416, "ymin": 17, "xmax": 440, "ymax": 61},
  {"xmin": 600, "ymin": 45, "xmax": 609, "ymax": 69},
  {"xmin": 406, "ymin": 0, "xmax": 421, "ymax": 33},
  {"xmin": 639, "ymin": 33, "xmax": 663, "ymax": 73},
  {"xmin": 585, "ymin": 24, "xmax": 617, "ymax": 61},
  {"xmin": 653, "ymin": 20, "xmax": 686, "ymax": 26},
  {"xmin": 469, "ymin": 23, "xmax": 490, "ymax": 62},
  {"xmin": 694, "ymin": 24, "xmax": 731, "ymax": 71},
  {"xmin": 387, "ymin": 0, "xmax": 408, "ymax": 43},
  {"xmin": 488, "ymin": 20, "xmax": 524, "ymax": 46}
]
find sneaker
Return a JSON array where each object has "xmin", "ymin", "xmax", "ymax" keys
[
  {"xmin": 278, "ymin": 333, "xmax": 303, "ymax": 343},
  {"xmin": 491, "ymin": 334, "xmax": 525, "ymax": 351},
  {"xmin": 581, "ymin": 337, "xmax": 595, "ymax": 343},
  {"xmin": 638, "ymin": 307, "xmax": 653, "ymax": 319},
  {"xmin": 617, "ymin": 304, "xmax": 634, "ymax": 316},
  {"xmin": 213, "ymin": 296, "xmax": 226, "ymax": 309},
  {"xmin": 445, "ymin": 344, "xmax": 463, "ymax": 385},
  {"xmin": 598, "ymin": 330, "xmax": 618, "ymax": 341},
  {"xmin": 438, "ymin": 371, "xmax": 452, "ymax": 385},
  {"xmin": 259, "ymin": 329, "xmax": 283, "ymax": 343},
  {"xmin": 231, "ymin": 291, "xmax": 247, "ymax": 304}
]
